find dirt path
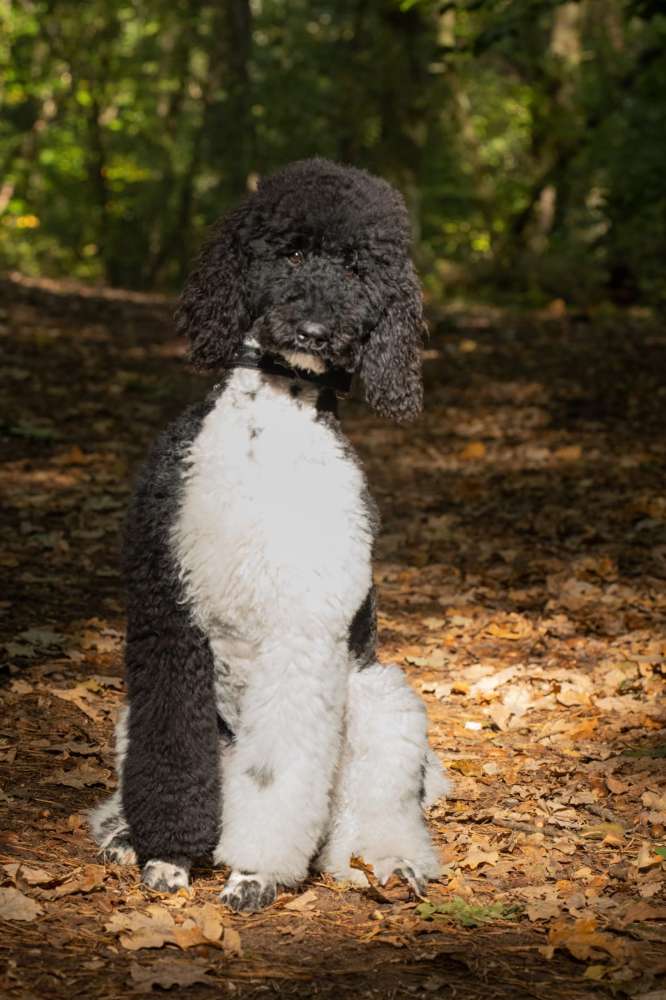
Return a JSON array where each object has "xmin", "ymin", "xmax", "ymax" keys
[{"xmin": 1, "ymin": 278, "xmax": 665, "ymax": 998}]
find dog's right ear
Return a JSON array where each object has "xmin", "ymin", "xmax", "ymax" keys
[{"xmin": 175, "ymin": 204, "xmax": 251, "ymax": 370}]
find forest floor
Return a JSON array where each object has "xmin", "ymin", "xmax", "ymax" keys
[{"xmin": 1, "ymin": 274, "xmax": 665, "ymax": 1000}]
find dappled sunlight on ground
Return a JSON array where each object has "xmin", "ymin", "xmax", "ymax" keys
[{"xmin": 1, "ymin": 281, "xmax": 665, "ymax": 998}]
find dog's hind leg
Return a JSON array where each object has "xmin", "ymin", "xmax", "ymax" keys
[
  {"xmin": 315, "ymin": 663, "xmax": 450, "ymax": 894},
  {"xmin": 215, "ymin": 635, "xmax": 347, "ymax": 912},
  {"xmin": 89, "ymin": 706, "xmax": 137, "ymax": 865},
  {"xmin": 89, "ymin": 790, "xmax": 137, "ymax": 865}
]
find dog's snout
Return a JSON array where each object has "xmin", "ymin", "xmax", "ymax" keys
[{"xmin": 296, "ymin": 321, "xmax": 326, "ymax": 343}]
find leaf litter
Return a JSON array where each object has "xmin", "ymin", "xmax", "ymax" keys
[
  {"xmin": 105, "ymin": 901, "xmax": 242, "ymax": 954},
  {"xmin": 1, "ymin": 288, "xmax": 666, "ymax": 997}
]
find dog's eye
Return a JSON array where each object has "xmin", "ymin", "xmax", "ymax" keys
[{"xmin": 288, "ymin": 251, "xmax": 304, "ymax": 266}]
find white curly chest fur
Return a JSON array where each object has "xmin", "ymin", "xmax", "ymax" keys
[{"xmin": 172, "ymin": 369, "xmax": 373, "ymax": 727}]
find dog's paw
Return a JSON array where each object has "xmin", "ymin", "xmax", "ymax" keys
[
  {"xmin": 141, "ymin": 859, "xmax": 190, "ymax": 893},
  {"xmin": 372, "ymin": 858, "xmax": 428, "ymax": 897},
  {"xmin": 102, "ymin": 834, "xmax": 137, "ymax": 866},
  {"xmin": 219, "ymin": 871, "xmax": 276, "ymax": 913}
]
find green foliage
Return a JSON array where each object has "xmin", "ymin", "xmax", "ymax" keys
[
  {"xmin": 622, "ymin": 744, "xmax": 666, "ymax": 758},
  {"xmin": 1, "ymin": 0, "xmax": 664, "ymax": 305},
  {"xmin": 416, "ymin": 897, "xmax": 521, "ymax": 927}
]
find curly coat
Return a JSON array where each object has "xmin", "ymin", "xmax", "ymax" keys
[{"xmin": 89, "ymin": 159, "xmax": 449, "ymax": 912}]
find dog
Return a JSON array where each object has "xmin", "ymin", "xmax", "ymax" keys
[{"xmin": 90, "ymin": 158, "xmax": 450, "ymax": 912}]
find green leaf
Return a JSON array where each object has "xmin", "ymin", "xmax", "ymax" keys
[
  {"xmin": 416, "ymin": 897, "xmax": 521, "ymax": 928},
  {"xmin": 622, "ymin": 745, "xmax": 666, "ymax": 759}
]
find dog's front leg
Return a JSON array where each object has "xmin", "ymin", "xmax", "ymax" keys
[
  {"xmin": 317, "ymin": 663, "xmax": 450, "ymax": 894},
  {"xmin": 122, "ymin": 627, "xmax": 220, "ymax": 891},
  {"xmin": 215, "ymin": 635, "xmax": 346, "ymax": 912}
]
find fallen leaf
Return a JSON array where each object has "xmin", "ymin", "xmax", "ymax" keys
[
  {"xmin": 129, "ymin": 957, "xmax": 215, "ymax": 992},
  {"xmin": 0, "ymin": 887, "xmax": 44, "ymax": 921},
  {"xmin": 581, "ymin": 822, "xmax": 625, "ymax": 845},
  {"xmin": 567, "ymin": 718, "xmax": 598, "ymax": 739},
  {"xmin": 619, "ymin": 902, "xmax": 666, "ymax": 926},
  {"xmin": 469, "ymin": 666, "xmax": 518, "ymax": 696},
  {"xmin": 40, "ymin": 762, "xmax": 113, "ymax": 789},
  {"xmin": 643, "ymin": 791, "xmax": 666, "ymax": 811},
  {"xmin": 638, "ymin": 881, "xmax": 663, "ymax": 899},
  {"xmin": 222, "ymin": 926, "xmax": 242, "ymax": 957},
  {"xmin": 547, "ymin": 917, "xmax": 631, "ymax": 962},
  {"xmin": 460, "ymin": 844, "xmax": 500, "ymax": 871},
  {"xmin": 556, "ymin": 686, "xmax": 590, "ymax": 707},
  {"xmin": 190, "ymin": 902, "xmax": 222, "ymax": 942},
  {"xmin": 170, "ymin": 904, "xmax": 224, "ymax": 949},
  {"xmin": 48, "ymin": 682, "xmax": 103, "ymax": 722},
  {"xmin": 405, "ymin": 649, "xmax": 448, "ymax": 669},
  {"xmin": 447, "ymin": 777, "xmax": 480, "ymax": 801},
  {"xmin": 19, "ymin": 866, "xmax": 54, "ymax": 886},
  {"xmin": 636, "ymin": 842, "xmax": 664, "ymax": 870},
  {"xmin": 41, "ymin": 865, "xmax": 106, "ymax": 899},
  {"xmin": 488, "ymin": 703, "xmax": 512, "ymax": 731},
  {"xmin": 284, "ymin": 889, "xmax": 318, "ymax": 912},
  {"xmin": 485, "ymin": 621, "xmax": 531, "ymax": 641},
  {"xmin": 451, "ymin": 680, "xmax": 470, "ymax": 695},
  {"xmin": 417, "ymin": 897, "xmax": 518, "ymax": 927},
  {"xmin": 106, "ymin": 903, "xmax": 242, "ymax": 954},
  {"xmin": 460, "ymin": 441, "xmax": 486, "ymax": 460},
  {"xmin": 9, "ymin": 679, "xmax": 33, "ymax": 695},
  {"xmin": 526, "ymin": 897, "xmax": 561, "ymax": 922},
  {"xmin": 449, "ymin": 758, "xmax": 483, "ymax": 777},
  {"xmin": 106, "ymin": 905, "xmax": 177, "ymax": 951},
  {"xmin": 15, "ymin": 627, "xmax": 67, "ymax": 649},
  {"xmin": 584, "ymin": 965, "xmax": 607, "ymax": 981},
  {"xmin": 349, "ymin": 856, "xmax": 392, "ymax": 903}
]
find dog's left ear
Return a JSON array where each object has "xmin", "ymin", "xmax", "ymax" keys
[
  {"xmin": 359, "ymin": 260, "xmax": 425, "ymax": 422},
  {"xmin": 175, "ymin": 203, "xmax": 251, "ymax": 370}
]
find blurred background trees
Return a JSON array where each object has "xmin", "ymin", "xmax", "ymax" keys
[{"xmin": 1, "ymin": 0, "xmax": 665, "ymax": 306}]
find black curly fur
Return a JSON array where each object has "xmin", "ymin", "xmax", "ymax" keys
[
  {"xmin": 176, "ymin": 158, "xmax": 424, "ymax": 421},
  {"xmin": 121, "ymin": 392, "xmax": 223, "ymax": 865}
]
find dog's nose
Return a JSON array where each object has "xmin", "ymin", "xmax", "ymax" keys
[{"xmin": 296, "ymin": 321, "xmax": 326, "ymax": 343}]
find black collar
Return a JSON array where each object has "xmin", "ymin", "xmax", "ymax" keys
[{"xmin": 230, "ymin": 344, "xmax": 353, "ymax": 398}]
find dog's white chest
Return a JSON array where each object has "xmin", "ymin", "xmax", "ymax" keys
[{"xmin": 172, "ymin": 370, "xmax": 373, "ymax": 647}]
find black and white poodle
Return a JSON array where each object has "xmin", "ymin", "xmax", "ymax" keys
[{"xmin": 90, "ymin": 158, "xmax": 450, "ymax": 912}]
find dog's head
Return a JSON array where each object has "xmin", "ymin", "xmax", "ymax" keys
[{"xmin": 176, "ymin": 158, "xmax": 424, "ymax": 421}]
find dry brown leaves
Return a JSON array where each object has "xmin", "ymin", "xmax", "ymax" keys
[
  {"xmin": 105, "ymin": 902, "xmax": 243, "ymax": 954},
  {"xmin": 2, "ymin": 297, "xmax": 666, "ymax": 997},
  {"xmin": 0, "ymin": 886, "xmax": 44, "ymax": 921},
  {"xmin": 3, "ymin": 861, "xmax": 106, "ymax": 899},
  {"xmin": 129, "ymin": 957, "xmax": 216, "ymax": 992}
]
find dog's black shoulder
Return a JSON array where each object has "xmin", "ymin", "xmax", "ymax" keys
[
  {"xmin": 121, "ymin": 381, "xmax": 228, "ymax": 587},
  {"xmin": 131, "ymin": 378, "xmax": 231, "ymax": 499}
]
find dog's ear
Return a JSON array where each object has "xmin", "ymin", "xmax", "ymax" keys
[
  {"xmin": 175, "ymin": 204, "xmax": 251, "ymax": 370},
  {"xmin": 359, "ymin": 260, "xmax": 425, "ymax": 421}
]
